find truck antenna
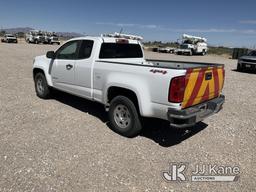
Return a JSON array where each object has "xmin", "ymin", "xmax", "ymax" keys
[{"xmin": 119, "ymin": 28, "xmax": 123, "ymax": 35}]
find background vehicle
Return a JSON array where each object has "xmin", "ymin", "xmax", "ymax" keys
[
  {"xmin": 43, "ymin": 32, "xmax": 61, "ymax": 45},
  {"xmin": 32, "ymin": 34, "xmax": 225, "ymax": 137},
  {"xmin": 25, "ymin": 30, "xmax": 44, "ymax": 44},
  {"xmin": 176, "ymin": 34, "xmax": 208, "ymax": 56},
  {"xmin": 1, "ymin": 34, "xmax": 18, "ymax": 43},
  {"xmin": 237, "ymin": 50, "xmax": 256, "ymax": 71},
  {"xmin": 158, "ymin": 46, "xmax": 175, "ymax": 53}
]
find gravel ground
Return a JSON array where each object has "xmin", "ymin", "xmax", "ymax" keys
[{"xmin": 0, "ymin": 42, "xmax": 255, "ymax": 192}]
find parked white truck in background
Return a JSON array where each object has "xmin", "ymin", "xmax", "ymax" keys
[
  {"xmin": 25, "ymin": 30, "xmax": 44, "ymax": 44},
  {"xmin": 1, "ymin": 34, "xmax": 18, "ymax": 43},
  {"xmin": 176, "ymin": 34, "xmax": 208, "ymax": 56},
  {"xmin": 43, "ymin": 32, "xmax": 61, "ymax": 45},
  {"xmin": 32, "ymin": 33, "xmax": 225, "ymax": 137}
]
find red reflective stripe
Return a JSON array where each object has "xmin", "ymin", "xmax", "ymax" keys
[{"xmin": 185, "ymin": 69, "xmax": 193, "ymax": 86}]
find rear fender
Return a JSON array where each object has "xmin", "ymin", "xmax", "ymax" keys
[{"xmin": 104, "ymin": 78, "xmax": 152, "ymax": 116}]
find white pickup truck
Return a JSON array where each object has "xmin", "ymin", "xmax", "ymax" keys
[{"xmin": 33, "ymin": 35, "xmax": 225, "ymax": 137}]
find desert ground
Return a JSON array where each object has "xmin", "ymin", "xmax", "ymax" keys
[{"xmin": 0, "ymin": 41, "xmax": 255, "ymax": 192}]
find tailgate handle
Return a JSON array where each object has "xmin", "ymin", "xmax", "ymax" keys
[{"xmin": 205, "ymin": 72, "xmax": 212, "ymax": 80}]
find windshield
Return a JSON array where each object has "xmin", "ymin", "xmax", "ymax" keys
[
  {"xmin": 180, "ymin": 44, "xmax": 189, "ymax": 49},
  {"xmin": 183, "ymin": 40, "xmax": 193, "ymax": 44},
  {"xmin": 248, "ymin": 51, "xmax": 256, "ymax": 56}
]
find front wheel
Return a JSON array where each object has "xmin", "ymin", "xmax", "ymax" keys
[
  {"xmin": 108, "ymin": 96, "xmax": 142, "ymax": 137},
  {"xmin": 34, "ymin": 73, "xmax": 51, "ymax": 99},
  {"xmin": 237, "ymin": 63, "xmax": 243, "ymax": 71}
]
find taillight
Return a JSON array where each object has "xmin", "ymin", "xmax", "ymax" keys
[{"xmin": 169, "ymin": 76, "xmax": 186, "ymax": 103}]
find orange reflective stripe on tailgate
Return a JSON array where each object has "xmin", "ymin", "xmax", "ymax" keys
[{"xmin": 182, "ymin": 66, "xmax": 224, "ymax": 109}]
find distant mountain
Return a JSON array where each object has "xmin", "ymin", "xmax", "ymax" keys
[
  {"xmin": 2, "ymin": 27, "xmax": 34, "ymax": 34},
  {"xmin": 1, "ymin": 27, "xmax": 83, "ymax": 37}
]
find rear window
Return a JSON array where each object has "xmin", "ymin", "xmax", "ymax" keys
[{"xmin": 99, "ymin": 43, "xmax": 143, "ymax": 59}]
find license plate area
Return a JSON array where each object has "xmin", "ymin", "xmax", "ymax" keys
[{"xmin": 199, "ymin": 104, "xmax": 207, "ymax": 111}]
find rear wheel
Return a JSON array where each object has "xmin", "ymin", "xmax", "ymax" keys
[
  {"xmin": 108, "ymin": 96, "xmax": 142, "ymax": 137},
  {"xmin": 34, "ymin": 72, "xmax": 51, "ymax": 99}
]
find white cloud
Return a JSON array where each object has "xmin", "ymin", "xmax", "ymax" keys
[
  {"xmin": 96, "ymin": 22, "xmax": 256, "ymax": 35},
  {"xmin": 241, "ymin": 29, "xmax": 256, "ymax": 34},
  {"xmin": 239, "ymin": 20, "xmax": 256, "ymax": 24},
  {"xmin": 170, "ymin": 28, "xmax": 237, "ymax": 33},
  {"xmin": 96, "ymin": 22, "xmax": 158, "ymax": 29}
]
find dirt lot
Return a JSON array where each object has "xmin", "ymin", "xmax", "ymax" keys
[{"xmin": 0, "ymin": 42, "xmax": 255, "ymax": 192}]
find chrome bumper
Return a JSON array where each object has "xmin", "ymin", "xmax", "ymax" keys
[{"xmin": 167, "ymin": 95, "xmax": 225, "ymax": 128}]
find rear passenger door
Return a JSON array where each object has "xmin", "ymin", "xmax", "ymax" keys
[{"xmin": 74, "ymin": 40, "xmax": 94, "ymax": 98}]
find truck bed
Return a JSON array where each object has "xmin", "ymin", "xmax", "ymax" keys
[
  {"xmin": 98, "ymin": 59, "xmax": 224, "ymax": 70},
  {"xmin": 147, "ymin": 59, "xmax": 224, "ymax": 69}
]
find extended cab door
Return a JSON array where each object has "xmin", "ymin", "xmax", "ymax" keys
[
  {"xmin": 51, "ymin": 40, "xmax": 80, "ymax": 92},
  {"xmin": 74, "ymin": 40, "xmax": 94, "ymax": 98}
]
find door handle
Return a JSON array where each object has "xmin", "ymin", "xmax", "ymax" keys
[{"xmin": 66, "ymin": 64, "xmax": 73, "ymax": 70}]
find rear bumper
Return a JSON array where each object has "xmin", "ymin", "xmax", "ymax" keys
[{"xmin": 167, "ymin": 95, "xmax": 225, "ymax": 128}]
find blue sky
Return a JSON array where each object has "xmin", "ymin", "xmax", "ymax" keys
[{"xmin": 0, "ymin": 0, "xmax": 256, "ymax": 47}]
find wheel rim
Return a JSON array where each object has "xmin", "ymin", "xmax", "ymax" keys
[
  {"xmin": 36, "ymin": 78, "xmax": 44, "ymax": 95},
  {"xmin": 113, "ymin": 104, "xmax": 131, "ymax": 129}
]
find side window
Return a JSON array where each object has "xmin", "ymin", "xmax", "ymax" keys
[
  {"xmin": 55, "ymin": 41, "xmax": 79, "ymax": 60},
  {"xmin": 78, "ymin": 40, "xmax": 94, "ymax": 59}
]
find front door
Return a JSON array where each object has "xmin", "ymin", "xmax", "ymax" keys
[{"xmin": 51, "ymin": 40, "xmax": 79, "ymax": 92}]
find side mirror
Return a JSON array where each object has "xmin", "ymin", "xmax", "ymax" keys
[{"xmin": 46, "ymin": 51, "xmax": 55, "ymax": 59}]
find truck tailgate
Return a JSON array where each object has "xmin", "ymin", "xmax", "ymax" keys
[{"xmin": 182, "ymin": 66, "xmax": 225, "ymax": 108}]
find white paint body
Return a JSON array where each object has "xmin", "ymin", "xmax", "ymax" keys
[{"xmin": 33, "ymin": 36, "xmax": 193, "ymax": 120}]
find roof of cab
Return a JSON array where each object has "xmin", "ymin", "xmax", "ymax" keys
[{"xmin": 67, "ymin": 36, "xmax": 140, "ymax": 44}]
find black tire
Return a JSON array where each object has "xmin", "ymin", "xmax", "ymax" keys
[
  {"xmin": 34, "ymin": 72, "xmax": 51, "ymax": 99},
  {"xmin": 237, "ymin": 63, "xmax": 243, "ymax": 71},
  {"xmin": 108, "ymin": 96, "xmax": 142, "ymax": 137}
]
